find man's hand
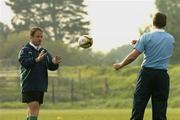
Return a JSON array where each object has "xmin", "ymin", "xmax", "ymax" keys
[
  {"xmin": 113, "ymin": 63, "xmax": 123, "ymax": 71},
  {"xmin": 131, "ymin": 40, "xmax": 138, "ymax": 46},
  {"xmin": 113, "ymin": 49, "xmax": 141, "ymax": 71},
  {"xmin": 35, "ymin": 50, "xmax": 47, "ymax": 63},
  {"xmin": 52, "ymin": 56, "xmax": 61, "ymax": 65}
]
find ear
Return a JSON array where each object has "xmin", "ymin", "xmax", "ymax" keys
[{"xmin": 30, "ymin": 35, "xmax": 33, "ymax": 40}]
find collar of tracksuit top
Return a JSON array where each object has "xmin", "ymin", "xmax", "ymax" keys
[{"xmin": 29, "ymin": 42, "xmax": 41, "ymax": 51}]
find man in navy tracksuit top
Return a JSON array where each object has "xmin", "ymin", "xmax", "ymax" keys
[
  {"xmin": 113, "ymin": 12, "xmax": 174, "ymax": 120},
  {"xmin": 18, "ymin": 27, "xmax": 61, "ymax": 120}
]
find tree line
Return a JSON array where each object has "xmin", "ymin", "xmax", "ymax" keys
[
  {"xmin": 0, "ymin": 30, "xmax": 135, "ymax": 67},
  {"xmin": 0, "ymin": 0, "xmax": 179, "ymax": 66}
]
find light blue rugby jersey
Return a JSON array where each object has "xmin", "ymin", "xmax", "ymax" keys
[{"xmin": 135, "ymin": 29, "xmax": 175, "ymax": 70}]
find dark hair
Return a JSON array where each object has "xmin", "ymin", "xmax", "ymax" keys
[
  {"xmin": 30, "ymin": 27, "xmax": 43, "ymax": 37},
  {"xmin": 153, "ymin": 12, "xmax": 167, "ymax": 28}
]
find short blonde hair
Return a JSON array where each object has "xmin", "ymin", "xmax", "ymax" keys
[{"xmin": 30, "ymin": 27, "xmax": 43, "ymax": 37}]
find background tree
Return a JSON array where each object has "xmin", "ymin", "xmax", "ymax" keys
[
  {"xmin": 155, "ymin": 0, "xmax": 180, "ymax": 64},
  {"xmin": 6, "ymin": 0, "xmax": 90, "ymax": 43},
  {"xmin": 0, "ymin": 22, "xmax": 11, "ymax": 40}
]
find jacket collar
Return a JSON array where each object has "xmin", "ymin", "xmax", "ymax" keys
[{"xmin": 29, "ymin": 42, "xmax": 41, "ymax": 51}]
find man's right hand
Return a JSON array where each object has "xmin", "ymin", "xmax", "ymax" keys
[
  {"xmin": 35, "ymin": 50, "xmax": 47, "ymax": 62},
  {"xmin": 113, "ymin": 63, "xmax": 123, "ymax": 71}
]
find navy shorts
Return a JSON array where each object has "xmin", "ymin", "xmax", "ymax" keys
[{"xmin": 22, "ymin": 91, "xmax": 44, "ymax": 104}]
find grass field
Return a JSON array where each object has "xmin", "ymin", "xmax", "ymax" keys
[{"xmin": 0, "ymin": 109, "xmax": 180, "ymax": 120}]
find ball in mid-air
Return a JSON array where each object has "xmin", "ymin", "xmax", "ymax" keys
[{"xmin": 78, "ymin": 35, "xmax": 93, "ymax": 49}]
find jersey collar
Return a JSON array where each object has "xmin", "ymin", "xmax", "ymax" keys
[
  {"xmin": 29, "ymin": 42, "xmax": 41, "ymax": 51},
  {"xmin": 152, "ymin": 28, "xmax": 165, "ymax": 32}
]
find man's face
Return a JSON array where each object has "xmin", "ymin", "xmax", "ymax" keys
[{"xmin": 30, "ymin": 30, "xmax": 43, "ymax": 46}]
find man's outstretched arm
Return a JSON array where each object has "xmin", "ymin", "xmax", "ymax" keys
[{"xmin": 113, "ymin": 49, "xmax": 141, "ymax": 70}]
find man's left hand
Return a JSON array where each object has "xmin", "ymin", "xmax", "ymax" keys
[{"xmin": 52, "ymin": 56, "xmax": 61, "ymax": 65}]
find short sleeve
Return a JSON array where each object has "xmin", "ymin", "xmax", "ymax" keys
[{"xmin": 134, "ymin": 34, "xmax": 146, "ymax": 53}]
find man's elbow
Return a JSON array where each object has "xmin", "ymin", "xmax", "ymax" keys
[{"xmin": 48, "ymin": 65, "xmax": 59, "ymax": 71}]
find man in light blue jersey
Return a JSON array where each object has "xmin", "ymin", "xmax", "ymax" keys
[{"xmin": 113, "ymin": 12, "xmax": 175, "ymax": 120}]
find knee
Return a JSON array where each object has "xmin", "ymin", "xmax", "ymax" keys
[{"xmin": 28, "ymin": 102, "xmax": 40, "ymax": 116}]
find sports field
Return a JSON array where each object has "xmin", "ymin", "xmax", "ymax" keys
[{"xmin": 0, "ymin": 109, "xmax": 180, "ymax": 120}]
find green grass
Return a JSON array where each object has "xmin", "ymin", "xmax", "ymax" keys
[{"xmin": 0, "ymin": 109, "xmax": 180, "ymax": 120}]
